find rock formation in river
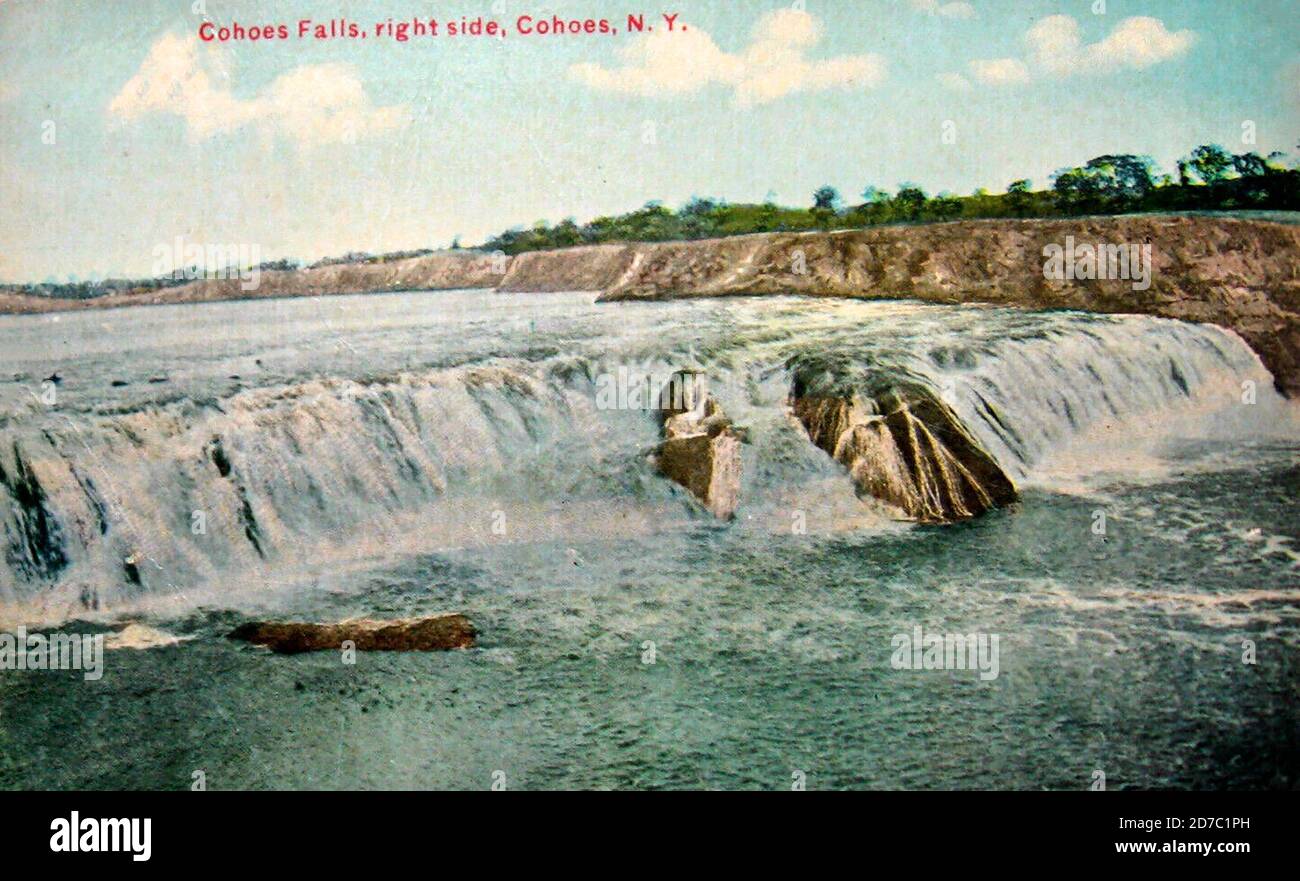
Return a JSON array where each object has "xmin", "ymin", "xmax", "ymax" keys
[
  {"xmin": 789, "ymin": 358, "xmax": 1017, "ymax": 523},
  {"xmin": 653, "ymin": 372, "xmax": 742, "ymax": 520},
  {"xmin": 229, "ymin": 613, "xmax": 476, "ymax": 653}
]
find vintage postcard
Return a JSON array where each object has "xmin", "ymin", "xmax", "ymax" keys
[{"xmin": 0, "ymin": 0, "xmax": 1297, "ymax": 828}]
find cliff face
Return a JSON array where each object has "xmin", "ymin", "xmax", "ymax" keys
[
  {"xmin": 498, "ymin": 243, "xmax": 634, "ymax": 292},
  {"xmin": 594, "ymin": 216, "xmax": 1300, "ymax": 395}
]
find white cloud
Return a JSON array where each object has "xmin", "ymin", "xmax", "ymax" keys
[
  {"xmin": 969, "ymin": 58, "xmax": 1030, "ymax": 86},
  {"xmin": 1026, "ymin": 15, "xmax": 1195, "ymax": 76},
  {"xmin": 258, "ymin": 65, "xmax": 410, "ymax": 145},
  {"xmin": 937, "ymin": 72, "xmax": 972, "ymax": 92},
  {"xmin": 951, "ymin": 15, "xmax": 1194, "ymax": 90},
  {"xmin": 569, "ymin": 25, "xmax": 741, "ymax": 97},
  {"xmin": 910, "ymin": 0, "xmax": 977, "ymax": 20},
  {"xmin": 568, "ymin": 9, "xmax": 886, "ymax": 107},
  {"xmin": 108, "ymin": 33, "xmax": 409, "ymax": 145}
]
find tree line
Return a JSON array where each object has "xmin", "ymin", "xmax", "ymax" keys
[{"xmin": 482, "ymin": 143, "xmax": 1299, "ymax": 255}]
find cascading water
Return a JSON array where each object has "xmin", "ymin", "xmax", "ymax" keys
[
  {"xmin": 929, "ymin": 318, "xmax": 1283, "ymax": 481},
  {"xmin": 0, "ymin": 289, "xmax": 1292, "ymax": 614}
]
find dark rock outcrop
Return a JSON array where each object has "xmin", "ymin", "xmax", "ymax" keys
[
  {"xmin": 0, "ymin": 442, "xmax": 68, "ymax": 580},
  {"xmin": 790, "ymin": 360, "xmax": 1016, "ymax": 523},
  {"xmin": 653, "ymin": 372, "xmax": 742, "ymax": 520},
  {"xmin": 229, "ymin": 613, "xmax": 476, "ymax": 654}
]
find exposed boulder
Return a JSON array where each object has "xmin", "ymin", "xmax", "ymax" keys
[
  {"xmin": 653, "ymin": 372, "xmax": 742, "ymax": 520},
  {"xmin": 229, "ymin": 613, "xmax": 476, "ymax": 654},
  {"xmin": 790, "ymin": 359, "xmax": 1016, "ymax": 523}
]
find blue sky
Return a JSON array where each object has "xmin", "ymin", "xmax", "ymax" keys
[{"xmin": 1, "ymin": 0, "xmax": 1297, "ymax": 281}]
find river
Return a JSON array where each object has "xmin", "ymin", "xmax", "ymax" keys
[{"xmin": 0, "ymin": 289, "xmax": 1296, "ymax": 788}]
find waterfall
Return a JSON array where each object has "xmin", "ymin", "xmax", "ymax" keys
[
  {"xmin": 922, "ymin": 318, "xmax": 1286, "ymax": 481},
  {"xmin": 0, "ymin": 360, "xmax": 673, "ymax": 607},
  {"xmin": 0, "ymin": 293, "xmax": 1290, "ymax": 611}
]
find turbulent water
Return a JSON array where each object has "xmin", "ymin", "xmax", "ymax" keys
[{"xmin": 0, "ymin": 290, "xmax": 1297, "ymax": 789}]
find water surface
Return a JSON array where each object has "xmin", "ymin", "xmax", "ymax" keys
[{"xmin": 0, "ymin": 290, "xmax": 1296, "ymax": 789}]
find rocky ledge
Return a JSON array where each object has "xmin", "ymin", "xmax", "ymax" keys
[
  {"xmin": 652, "ymin": 372, "xmax": 743, "ymax": 520},
  {"xmin": 789, "ymin": 357, "xmax": 1017, "ymax": 522},
  {"xmin": 229, "ymin": 613, "xmax": 476, "ymax": 654}
]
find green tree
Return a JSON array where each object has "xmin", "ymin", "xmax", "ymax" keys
[
  {"xmin": 1006, "ymin": 179, "xmax": 1032, "ymax": 216},
  {"xmin": 861, "ymin": 185, "xmax": 888, "ymax": 204},
  {"xmin": 812, "ymin": 186, "xmax": 840, "ymax": 211},
  {"xmin": 1088, "ymin": 155, "xmax": 1157, "ymax": 206},
  {"xmin": 1185, "ymin": 145, "xmax": 1233, "ymax": 185},
  {"xmin": 853, "ymin": 186, "xmax": 892, "ymax": 224},
  {"xmin": 679, "ymin": 197, "xmax": 722, "ymax": 239},
  {"xmin": 1231, "ymin": 152, "xmax": 1268, "ymax": 178},
  {"xmin": 812, "ymin": 186, "xmax": 841, "ymax": 228},
  {"xmin": 1052, "ymin": 155, "xmax": 1155, "ymax": 213},
  {"xmin": 1052, "ymin": 167, "xmax": 1101, "ymax": 214},
  {"xmin": 893, "ymin": 184, "xmax": 928, "ymax": 221},
  {"xmin": 550, "ymin": 218, "xmax": 583, "ymax": 247},
  {"xmin": 929, "ymin": 192, "xmax": 963, "ymax": 221}
]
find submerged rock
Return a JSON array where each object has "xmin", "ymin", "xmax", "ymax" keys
[
  {"xmin": 790, "ymin": 360, "xmax": 1016, "ymax": 523},
  {"xmin": 654, "ymin": 372, "xmax": 742, "ymax": 520},
  {"xmin": 229, "ymin": 613, "xmax": 476, "ymax": 654}
]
